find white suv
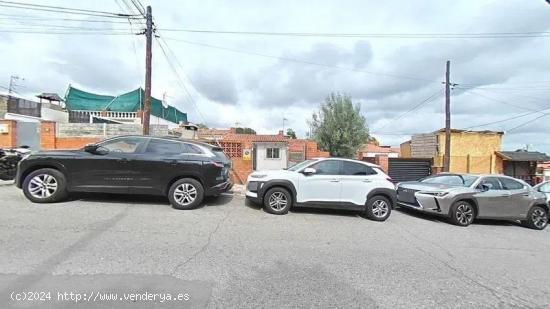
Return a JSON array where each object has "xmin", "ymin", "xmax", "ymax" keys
[{"xmin": 245, "ymin": 158, "xmax": 396, "ymax": 221}]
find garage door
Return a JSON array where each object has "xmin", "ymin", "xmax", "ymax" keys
[{"xmin": 388, "ymin": 158, "xmax": 432, "ymax": 182}]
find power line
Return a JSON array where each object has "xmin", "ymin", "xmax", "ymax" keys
[
  {"xmin": 0, "ymin": 14, "xmax": 131, "ymax": 23},
  {"xmin": 460, "ymin": 88, "xmax": 545, "ymax": 112},
  {"xmin": 0, "ymin": 29, "xmax": 136, "ymax": 35},
  {"xmin": 163, "ymin": 37, "xmax": 438, "ymax": 83},
  {"xmin": 154, "ymin": 36, "xmax": 208, "ymax": 125},
  {"xmin": 0, "ymin": 1, "xmax": 140, "ymax": 18},
  {"xmin": 506, "ymin": 113, "xmax": 550, "ymax": 132},
  {"xmin": 371, "ymin": 90, "xmax": 443, "ymax": 133},
  {"xmin": 157, "ymin": 28, "xmax": 550, "ymax": 39},
  {"xmin": 0, "ymin": 0, "xmax": 138, "ymax": 17}
]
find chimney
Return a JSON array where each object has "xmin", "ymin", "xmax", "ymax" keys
[{"xmin": 278, "ymin": 130, "xmax": 284, "ymax": 136}]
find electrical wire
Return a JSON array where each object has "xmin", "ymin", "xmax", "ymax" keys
[
  {"xmin": 157, "ymin": 28, "xmax": 550, "ymax": 39},
  {"xmin": 371, "ymin": 90, "xmax": 443, "ymax": 133},
  {"xmin": 154, "ymin": 36, "xmax": 208, "ymax": 125},
  {"xmin": 162, "ymin": 37, "xmax": 438, "ymax": 83},
  {"xmin": 0, "ymin": 1, "xmax": 140, "ymax": 18}
]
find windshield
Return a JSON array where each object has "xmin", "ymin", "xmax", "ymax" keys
[
  {"xmin": 420, "ymin": 175, "xmax": 479, "ymax": 187},
  {"xmin": 287, "ymin": 159, "xmax": 318, "ymax": 171}
]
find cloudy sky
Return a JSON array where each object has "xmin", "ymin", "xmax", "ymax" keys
[{"xmin": 2, "ymin": 0, "xmax": 550, "ymax": 152}]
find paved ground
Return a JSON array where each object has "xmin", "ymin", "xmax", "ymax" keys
[{"xmin": 0, "ymin": 183, "xmax": 549, "ymax": 309}]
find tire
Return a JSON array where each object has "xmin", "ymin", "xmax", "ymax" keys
[
  {"xmin": 523, "ymin": 206, "xmax": 548, "ymax": 230},
  {"xmin": 168, "ymin": 178, "xmax": 204, "ymax": 210},
  {"xmin": 365, "ymin": 195, "xmax": 392, "ymax": 221},
  {"xmin": 449, "ymin": 200, "xmax": 475, "ymax": 227},
  {"xmin": 22, "ymin": 168, "xmax": 68, "ymax": 203},
  {"xmin": 263, "ymin": 187, "xmax": 292, "ymax": 215}
]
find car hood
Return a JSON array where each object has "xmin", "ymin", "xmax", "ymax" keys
[
  {"xmin": 398, "ymin": 181, "xmax": 467, "ymax": 192},
  {"xmin": 28, "ymin": 150, "xmax": 81, "ymax": 158}
]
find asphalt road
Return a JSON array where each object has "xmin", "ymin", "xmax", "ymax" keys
[{"xmin": 0, "ymin": 183, "xmax": 549, "ymax": 309}]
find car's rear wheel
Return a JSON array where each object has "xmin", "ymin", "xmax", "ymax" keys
[
  {"xmin": 523, "ymin": 206, "xmax": 548, "ymax": 230},
  {"xmin": 22, "ymin": 168, "xmax": 68, "ymax": 203},
  {"xmin": 168, "ymin": 178, "xmax": 204, "ymax": 210},
  {"xmin": 263, "ymin": 187, "xmax": 292, "ymax": 215},
  {"xmin": 365, "ymin": 195, "xmax": 391, "ymax": 221},
  {"xmin": 449, "ymin": 200, "xmax": 475, "ymax": 227}
]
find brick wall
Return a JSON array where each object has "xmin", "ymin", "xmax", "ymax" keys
[
  {"xmin": 0, "ymin": 119, "xmax": 17, "ymax": 148},
  {"xmin": 374, "ymin": 155, "xmax": 389, "ymax": 173},
  {"xmin": 40, "ymin": 121, "xmax": 56, "ymax": 150},
  {"xmin": 55, "ymin": 137, "xmax": 102, "ymax": 149}
]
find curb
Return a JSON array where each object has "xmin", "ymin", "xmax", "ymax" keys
[{"xmin": 0, "ymin": 180, "xmax": 14, "ymax": 186}]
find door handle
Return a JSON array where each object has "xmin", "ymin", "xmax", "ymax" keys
[
  {"xmin": 330, "ymin": 179, "xmax": 340, "ymax": 183},
  {"xmin": 164, "ymin": 159, "xmax": 178, "ymax": 165},
  {"xmin": 362, "ymin": 179, "xmax": 372, "ymax": 183}
]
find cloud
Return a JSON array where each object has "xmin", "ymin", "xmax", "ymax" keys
[{"xmin": 191, "ymin": 68, "xmax": 239, "ymax": 104}]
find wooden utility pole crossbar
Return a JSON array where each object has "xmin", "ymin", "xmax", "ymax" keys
[
  {"xmin": 142, "ymin": 5, "xmax": 153, "ymax": 135},
  {"xmin": 443, "ymin": 60, "xmax": 451, "ymax": 172}
]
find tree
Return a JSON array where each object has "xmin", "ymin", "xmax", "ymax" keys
[
  {"xmin": 309, "ymin": 93, "xmax": 369, "ymax": 157},
  {"xmin": 235, "ymin": 127, "xmax": 256, "ymax": 134},
  {"xmin": 286, "ymin": 128, "xmax": 297, "ymax": 139}
]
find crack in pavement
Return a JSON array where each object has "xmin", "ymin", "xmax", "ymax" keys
[
  {"xmin": 170, "ymin": 206, "xmax": 236, "ymax": 277},
  {"xmin": 396, "ymin": 224, "xmax": 537, "ymax": 309}
]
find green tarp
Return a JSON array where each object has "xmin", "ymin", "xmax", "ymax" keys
[{"xmin": 65, "ymin": 86, "xmax": 187, "ymax": 124}]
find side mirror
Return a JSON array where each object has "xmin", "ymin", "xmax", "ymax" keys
[
  {"xmin": 302, "ymin": 167, "xmax": 316, "ymax": 175},
  {"xmin": 84, "ymin": 144, "xmax": 108, "ymax": 155},
  {"xmin": 480, "ymin": 184, "xmax": 490, "ymax": 192}
]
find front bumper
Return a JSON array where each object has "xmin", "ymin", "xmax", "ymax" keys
[
  {"xmin": 205, "ymin": 180, "xmax": 233, "ymax": 196},
  {"xmin": 245, "ymin": 180, "xmax": 264, "ymax": 204},
  {"xmin": 397, "ymin": 192, "xmax": 452, "ymax": 215}
]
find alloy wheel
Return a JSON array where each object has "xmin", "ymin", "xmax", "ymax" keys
[
  {"xmin": 456, "ymin": 203, "xmax": 474, "ymax": 225},
  {"xmin": 28, "ymin": 174, "xmax": 58, "ymax": 199},
  {"xmin": 372, "ymin": 199, "xmax": 389, "ymax": 218},
  {"xmin": 532, "ymin": 209, "xmax": 548, "ymax": 229},
  {"xmin": 268, "ymin": 192, "xmax": 287, "ymax": 211},
  {"xmin": 174, "ymin": 183, "xmax": 197, "ymax": 206}
]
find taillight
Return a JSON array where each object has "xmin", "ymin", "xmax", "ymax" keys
[{"xmin": 387, "ymin": 177, "xmax": 395, "ymax": 183}]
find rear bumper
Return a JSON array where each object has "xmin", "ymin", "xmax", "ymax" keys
[{"xmin": 205, "ymin": 180, "xmax": 233, "ymax": 196}]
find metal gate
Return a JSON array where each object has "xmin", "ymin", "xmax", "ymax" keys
[
  {"xmin": 16, "ymin": 122, "xmax": 40, "ymax": 150},
  {"xmin": 388, "ymin": 158, "xmax": 432, "ymax": 182}
]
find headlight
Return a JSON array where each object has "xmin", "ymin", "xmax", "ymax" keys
[
  {"xmin": 420, "ymin": 191, "xmax": 449, "ymax": 197},
  {"xmin": 250, "ymin": 174, "xmax": 267, "ymax": 179}
]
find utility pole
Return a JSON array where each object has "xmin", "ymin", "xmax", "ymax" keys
[
  {"xmin": 443, "ymin": 60, "xmax": 451, "ymax": 172},
  {"xmin": 142, "ymin": 5, "xmax": 153, "ymax": 135},
  {"xmin": 282, "ymin": 117, "xmax": 288, "ymax": 134},
  {"xmin": 8, "ymin": 75, "xmax": 22, "ymax": 94}
]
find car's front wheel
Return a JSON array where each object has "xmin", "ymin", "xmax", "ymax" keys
[
  {"xmin": 22, "ymin": 168, "xmax": 68, "ymax": 203},
  {"xmin": 449, "ymin": 200, "xmax": 475, "ymax": 227},
  {"xmin": 168, "ymin": 178, "xmax": 204, "ymax": 210},
  {"xmin": 365, "ymin": 195, "xmax": 391, "ymax": 221},
  {"xmin": 523, "ymin": 206, "xmax": 548, "ymax": 230},
  {"xmin": 263, "ymin": 187, "xmax": 292, "ymax": 215}
]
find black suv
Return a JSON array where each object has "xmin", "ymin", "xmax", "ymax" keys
[{"xmin": 15, "ymin": 135, "xmax": 233, "ymax": 209}]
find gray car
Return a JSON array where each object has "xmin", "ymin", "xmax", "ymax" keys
[
  {"xmin": 396, "ymin": 173, "xmax": 549, "ymax": 230},
  {"xmin": 533, "ymin": 181, "xmax": 550, "ymax": 204}
]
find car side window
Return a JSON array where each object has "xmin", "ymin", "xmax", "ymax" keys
[
  {"xmin": 183, "ymin": 143, "xmax": 204, "ymax": 154},
  {"xmin": 310, "ymin": 160, "xmax": 341, "ymax": 175},
  {"xmin": 539, "ymin": 183, "xmax": 550, "ymax": 193},
  {"xmin": 100, "ymin": 137, "xmax": 144, "ymax": 154},
  {"xmin": 499, "ymin": 178, "xmax": 525, "ymax": 190},
  {"xmin": 342, "ymin": 161, "xmax": 376, "ymax": 176},
  {"xmin": 145, "ymin": 139, "xmax": 183, "ymax": 155},
  {"xmin": 478, "ymin": 177, "xmax": 503, "ymax": 190}
]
